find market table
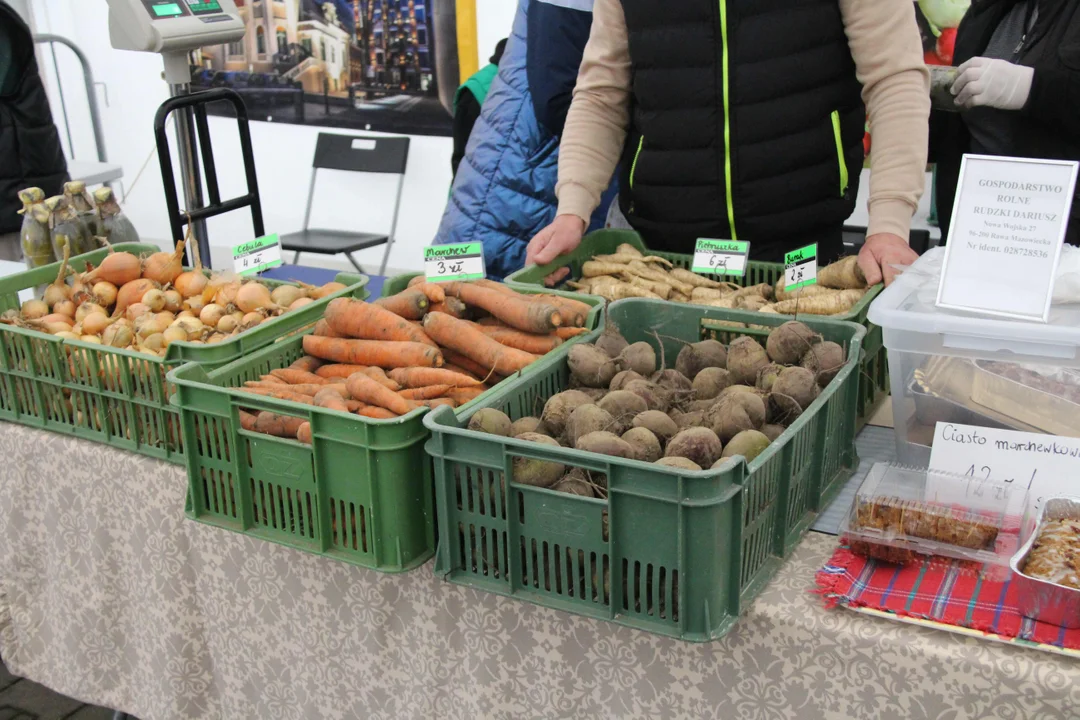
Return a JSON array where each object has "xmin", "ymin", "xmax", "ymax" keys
[{"xmin": 1, "ymin": 425, "xmax": 1077, "ymax": 720}]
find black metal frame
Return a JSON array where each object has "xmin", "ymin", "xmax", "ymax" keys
[{"xmin": 154, "ymin": 88, "xmax": 265, "ymax": 269}]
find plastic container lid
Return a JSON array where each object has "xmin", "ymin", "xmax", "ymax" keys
[
  {"xmin": 868, "ymin": 248, "xmax": 1080, "ymax": 363},
  {"xmin": 839, "ymin": 462, "xmax": 1029, "ymax": 572}
]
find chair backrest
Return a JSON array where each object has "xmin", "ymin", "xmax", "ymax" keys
[{"xmin": 312, "ymin": 132, "xmax": 410, "ymax": 175}]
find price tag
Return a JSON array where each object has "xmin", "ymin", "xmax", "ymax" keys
[
  {"xmin": 784, "ymin": 243, "xmax": 817, "ymax": 291},
  {"xmin": 937, "ymin": 155, "xmax": 1078, "ymax": 322},
  {"xmin": 232, "ymin": 234, "xmax": 283, "ymax": 276},
  {"xmin": 424, "ymin": 242, "xmax": 485, "ymax": 282},
  {"xmin": 929, "ymin": 422, "xmax": 1080, "ymax": 509},
  {"xmin": 692, "ymin": 239, "xmax": 749, "ymax": 276}
]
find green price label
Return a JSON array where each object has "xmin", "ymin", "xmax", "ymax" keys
[
  {"xmin": 692, "ymin": 238, "xmax": 749, "ymax": 276},
  {"xmin": 232, "ymin": 234, "xmax": 283, "ymax": 276},
  {"xmin": 784, "ymin": 243, "xmax": 818, "ymax": 290},
  {"xmin": 424, "ymin": 242, "xmax": 486, "ymax": 282}
]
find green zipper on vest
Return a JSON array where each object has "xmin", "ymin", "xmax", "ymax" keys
[
  {"xmin": 830, "ymin": 110, "xmax": 849, "ymax": 196},
  {"xmin": 629, "ymin": 135, "xmax": 645, "ymax": 190},
  {"xmin": 718, "ymin": 0, "xmax": 737, "ymax": 240}
]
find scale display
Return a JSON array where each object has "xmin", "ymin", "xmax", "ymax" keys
[{"xmin": 140, "ymin": 0, "xmax": 222, "ymax": 18}]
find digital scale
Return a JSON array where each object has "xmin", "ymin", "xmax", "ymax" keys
[{"xmin": 106, "ymin": 0, "xmax": 246, "ymax": 261}]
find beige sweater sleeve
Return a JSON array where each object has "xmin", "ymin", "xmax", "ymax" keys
[
  {"xmin": 555, "ymin": 0, "xmax": 631, "ymax": 224},
  {"xmin": 840, "ymin": 0, "xmax": 930, "ymax": 239},
  {"xmin": 556, "ymin": 0, "xmax": 930, "ymax": 238}
]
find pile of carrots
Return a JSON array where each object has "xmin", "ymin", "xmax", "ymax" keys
[{"xmin": 233, "ymin": 278, "xmax": 593, "ymax": 443}]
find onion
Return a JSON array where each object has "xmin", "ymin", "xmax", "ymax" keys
[
  {"xmin": 155, "ymin": 311, "xmax": 175, "ymax": 326},
  {"xmin": 53, "ymin": 300, "xmax": 76, "ymax": 318},
  {"xmin": 235, "ymin": 283, "xmax": 275, "ymax": 314},
  {"xmin": 102, "ymin": 323, "xmax": 134, "ymax": 348},
  {"xmin": 216, "ymin": 315, "xmax": 238, "ymax": 334},
  {"xmin": 206, "ymin": 333, "xmax": 226, "ymax": 344},
  {"xmin": 84, "ymin": 251, "xmax": 141, "ymax": 286},
  {"xmin": 115, "ymin": 279, "xmax": 159, "ymax": 316},
  {"xmin": 308, "ymin": 281, "xmax": 347, "ymax": 299},
  {"xmin": 142, "ymin": 240, "xmax": 186, "ymax": 286},
  {"xmin": 141, "ymin": 333, "xmax": 166, "ymax": 352},
  {"xmin": 76, "ymin": 303, "xmax": 107, "ymax": 323},
  {"xmin": 199, "ymin": 304, "xmax": 227, "ymax": 328},
  {"xmin": 241, "ymin": 311, "xmax": 264, "ymax": 329},
  {"xmin": 43, "ymin": 243, "xmax": 73, "ymax": 309},
  {"xmin": 142, "ymin": 289, "xmax": 166, "ymax": 312},
  {"xmin": 163, "ymin": 326, "xmax": 187, "ymax": 345},
  {"xmin": 184, "ymin": 295, "xmax": 206, "ymax": 313},
  {"xmin": 35, "ymin": 321, "xmax": 75, "ymax": 335},
  {"xmin": 174, "ymin": 270, "xmax": 209, "ymax": 299},
  {"xmin": 125, "ymin": 303, "xmax": 151, "ymax": 322},
  {"xmin": 211, "ymin": 280, "xmax": 241, "ymax": 307},
  {"xmin": 93, "ymin": 281, "xmax": 118, "ymax": 307},
  {"xmin": 137, "ymin": 314, "xmax": 169, "ymax": 338},
  {"xmin": 173, "ymin": 316, "xmax": 206, "ymax": 340},
  {"xmin": 82, "ymin": 313, "xmax": 112, "ymax": 336},
  {"xmin": 271, "ymin": 285, "xmax": 306, "ymax": 308},
  {"xmin": 176, "ymin": 310, "xmax": 195, "ymax": 319},
  {"xmin": 288, "ymin": 297, "xmax": 314, "ymax": 311},
  {"xmin": 54, "ymin": 331, "xmax": 79, "ymax": 341},
  {"xmin": 21, "ymin": 299, "xmax": 48, "ymax": 319},
  {"xmin": 163, "ymin": 290, "xmax": 183, "ymax": 313},
  {"xmin": 80, "ymin": 335, "xmax": 102, "ymax": 344},
  {"xmin": 42, "ymin": 314, "xmax": 73, "ymax": 327},
  {"xmin": 71, "ymin": 323, "xmax": 83, "ymax": 335}
]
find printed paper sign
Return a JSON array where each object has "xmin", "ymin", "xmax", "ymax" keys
[
  {"xmin": 424, "ymin": 243, "xmax": 485, "ymax": 282},
  {"xmin": 929, "ymin": 422, "xmax": 1080, "ymax": 509},
  {"xmin": 937, "ymin": 155, "xmax": 1079, "ymax": 322},
  {"xmin": 784, "ymin": 244, "xmax": 818, "ymax": 291},
  {"xmin": 232, "ymin": 234, "xmax": 283, "ymax": 276},
  {"xmin": 692, "ymin": 239, "xmax": 749, "ymax": 276}
]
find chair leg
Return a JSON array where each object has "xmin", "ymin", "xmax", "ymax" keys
[
  {"xmin": 346, "ymin": 253, "xmax": 366, "ymax": 276},
  {"xmin": 378, "ymin": 241, "xmax": 392, "ymax": 278},
  {"xmin": 293, "ymin": 250, "xmax": 301, "ymax": 265}
]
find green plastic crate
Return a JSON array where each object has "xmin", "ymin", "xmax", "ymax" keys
[
  {"xmin": 169, "ymin": 289, "xmax": 603, "ymax": 570},
  {"xmin": 505, "ymin": 229, "xmax": 887, "ymax": 429},
  {"xmin": 0, "ymin": 243, "xmax": 368, "ymax": 463},
  {"xmin": 424, "ymin": 300, "xmax": 865, "ymax": 641}
]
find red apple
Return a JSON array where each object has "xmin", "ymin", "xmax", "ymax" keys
[{"xmin": 937, "ymin": 28, "xmax": 957, "ymax": 65}]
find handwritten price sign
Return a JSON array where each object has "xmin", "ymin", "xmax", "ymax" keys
[
  {"xmin": 784, "ymin": 243, "xmax": 818, "ymax": 291},
  {"xmin": 232, "ymin": 234, "xmax": 283, "ymax": 277},
  {"xmin": 692, "ymin": 239, "xmax": 749, "ymax": 276},
  {"xmin": 424, "ymin": 242, "xmax": 485, "ymax": 282}
]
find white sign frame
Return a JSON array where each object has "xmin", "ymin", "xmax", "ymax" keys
[{"xmin": 936, "ymin": 154, "xmax": 1078, "ymax": 323}]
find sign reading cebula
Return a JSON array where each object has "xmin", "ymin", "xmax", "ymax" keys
[
  {"xmin": 424, "ymin": 243, "xmax": 486, "ymax": 282},
  {"xmin": 232, "ymin": 234, "xmax": 283, "ymax": 276}
]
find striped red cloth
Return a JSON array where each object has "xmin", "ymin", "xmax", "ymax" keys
[{"xmin": 815, "ymin": 544, "xmax": 1080, "ymax": 651}]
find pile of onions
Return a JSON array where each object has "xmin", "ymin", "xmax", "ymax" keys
[{"xmin": 1, "ymin": 238, "xmax": 350, "ymax": 357}]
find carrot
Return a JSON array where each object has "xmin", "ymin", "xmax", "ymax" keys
[
  {"xmin": 289, "ymin": 355, "xmax": 325, "ymax": 373},
  {"xmin": 555, "ymin": 326, "xmax": 591, "ymax": 339},
  {"xmin": 238, "ymin": 409, "xmax": 259, "ymax": 431},
  {"xmin": 442, "ymin": 363, "xmax": 482, "ymax": 381},
  {"xmin": 472, "ymin": 324, "xmax": 563, "ymax": 355},
  {"xmin": 315, "ymin": 364, "xmax": 371, "ymax": 380},
  {"xmin": 440, "ymin": 283, "xmax": 562, "ymax": 333},
  {"xmin": 415, "ymin": 282, "xmax": 446, "ymax": 304},
  {"xmin": 413, "ymin": 398, "xmax": 457, "ymax": 409},
  {"xmin": 296, "ymin": 422, "xmax": 313, "ymax": 444},
  {"xmin": 358, "ymin": 406, "xmax": 398, "ymax": 419},
  {"xmin": 270, "ymin": 368, "xmax": 328, "ymax": 385},
  {"xmin": 423, "ymin": 312, "xmax": 539, "ymax": 375},
  {"xmin": 245, "ymin": 381, "xmax": 331, "ymax": 396},
  {"xmin": 313, "ymin": 387, "xmax": 351, "ymax": 412},
  {"xmin": 324, "ymin": 298, "xmax": 437, "ymax": 346},
  {"xmin": 375, "ymin": 289, "xmax": 429, "ymax": 320},
  {"xmin": 473, "ymin": 279, "xmax": 516, "ymax": 295},
  {"xmin": 254, "ymin": 411, "xmax": 307, "ymax": 438},
  {"xmin": 313, "ymin": 319, "xmax": 344, "ymax": 338},
  {"xmin": 237, "ymin": 387, "xmax": 316, "ymax": 405},
  {"xmin": 346, "ymin": 372, "xmax": 413, "ymax": 415},
  {"xmin": 398, "ymin": 384, "xmax": 453, "ymax": 400},
  {"xmin": 388, "ymin": 367, "xmax": 484, "ymax": 388},
  {"xmin": 302, "ymin": 335, "xmax": 443, "ymax": 369},
  {"xmin": 442, "ymin": 349, "xmax": 501, "ymax": 382},
  {"xmin": 428, "ymin": 296, "xmax": 469, "ymax": 319},
  {"xmin": 258, "ymin": 374, "xmax": 289, "ymax": 385},
  {"xmin": 447, "ymin": 387, "xmax": 486, "ymax": 405},
  {"xmin": 534, "ymin": 294, "xmax": 591, "ymax": 327}
]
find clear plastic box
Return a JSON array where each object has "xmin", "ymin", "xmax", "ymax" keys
[
  {"xmin": 838, "ymin": 463, "xmax": 1029, "ymax": 573},
  {"xmin": 867, "ymin": 248, "xmax": 1080, "ymax": 465}
]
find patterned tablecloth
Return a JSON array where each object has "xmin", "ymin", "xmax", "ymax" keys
[{"xmin": 0, "ymin": 425, "xmax": 1077, "ymax": 720}]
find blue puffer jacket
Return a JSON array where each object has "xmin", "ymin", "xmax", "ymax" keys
[{"xmin": 433, "ymin": 0, "xmax": 616, "ymax": 280}]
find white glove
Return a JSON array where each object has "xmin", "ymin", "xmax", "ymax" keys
[{"xmin": 951, "ymin": 57, "xmax": 1034, "ymax": 110}]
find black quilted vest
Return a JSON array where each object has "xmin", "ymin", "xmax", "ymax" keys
[
  {"xmin": 0, "ymin": 4, "xmax": 68, "ymax": 234},
  {"xmin": 617, "ymin": 0, "xmax": 865, "ymax": 258}
]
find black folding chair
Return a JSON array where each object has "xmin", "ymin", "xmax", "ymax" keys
[{"xmin": 281, "ymin": 132, "xmax": 409, "ymax": 277}]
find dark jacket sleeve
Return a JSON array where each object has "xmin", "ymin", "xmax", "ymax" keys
[
  {"xmin": 1024, "ymin": 66, "xmax": 1080, "ymax": 137},
  {"xmin": 451, "ymin": 91, "xmax": 481, "ymax": 177},
  {"xmin": 526, "ymin": 2, "xmax": 593, "ymax": 137}
]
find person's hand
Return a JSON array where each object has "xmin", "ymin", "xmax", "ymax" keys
[
  {"xmin": 858, "ymin": 233, "xmax": 918, "ymax": 287},
  {"xmin": 951, "ymin": 57, "xmax": 1034, "ymax": 110},
  {"xmin": 526, "ymin": 215, "xmax": 586, "ymax": 286}
]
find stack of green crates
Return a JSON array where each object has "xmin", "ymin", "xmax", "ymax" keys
[
  {"xmin": 0, "ymin": 243, "xmax": 368, "ymax": 463},
  {"xmin": 169, "ymin": 276, "xmax": 602, "ymax": 570},
  {"xmin": 423, "ymin": 300, "xmax": 865, "ymax": 640},
  {"xmin": 505, "ymin": 229, "xmax": 887, "ymax": 429}
]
